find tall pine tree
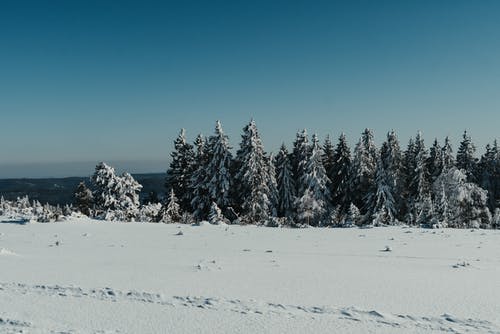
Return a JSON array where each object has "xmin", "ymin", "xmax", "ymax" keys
[
  {"xmin": 349, "ymin": 128, "xmax": 377, "ymax": 213},
  {"xmin": 234, "ymin": 120, "xmax": 272, "ymax": 223},
  {"xmin": 166, "ymin": 129, "xmax": 195, "ymax": 210},
  {"xmin": 456, "ymin": 130, "xmax": 477, "ymax": 182},
  {"xmin": 330, "ymin": 133, "xmax": 351, "ymax": 212},
  {"xmin": 275, "ymin": 144, "xmax": 296, "ymax": 218}
]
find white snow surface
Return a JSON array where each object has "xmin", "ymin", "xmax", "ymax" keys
[{"xmin": 1, "ymin": 217, "xmax": 499, "ymax": 333}]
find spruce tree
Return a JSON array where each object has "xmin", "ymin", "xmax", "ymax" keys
[
  {"xmin": 322, "ymin": 135, "xmax": 335, "ymax": 186},
  {"xmin": 292, "ymin": 129, "xmax": 310, "ymax": 194},
  {"xmin": 441, "ymin": 136, "xmax": 455, "ymax": 171},
  {"xmin": 345, "ymin": 203, "xmax": 360, "ymax": 227},
  {"xmin": 166, "ymin": 129, "xmax": 195, "ymax": 210},
  {"xmin": 478, "ymin": 141, "xmax": 500, "ymax": 211},
  {"xmin": 158, "ymin": 189, "xmax": 181, "ymax": 223},
  {"xmin": 275, "ymin": 143, "xmax": 296, "ymax": 218},
  {"xmin": 234, "ymin": 120, "xmax": 271, "ymax": 223},
  {"xmin": 427, "ymin": 138, "xmax": 443, "ymax": 184},
  {"xmin": 206, "ymin": 121, "xmax": 233, "ymax": 212},
  {"xmin": 435, "ymin": 168, "xmax": 491, "ymax": 228},
  {"xmin": 349, "ymin": 128, "xmax": 377, "ymax": 213},
  {"xmin": 409, "ymin": 132, "xmax": 430, "ymax": 225},
  {"xmin": 267, "ymin": 153, "xmax": 279, "ymax": 217},
  {"xmin": 370, "ymin": 155, "xmax": 397, "ymax": 225},
  {"xmin": 456, "ymin": 130, "xmax": 477, "ymax": 182},
  {"xmin": 380, "ymin": 130, "xmax": 402, "ymax": 219},
  {"xmin": 190, "ymin": 134, "xmax": 211, "ymax": 220},
  {"xmin": 74, "ymin": 181, "xmax": 93, "ymax": 216},
  {"xmin": 330, "ymin": 133, "xmax": 351, "ymax": 212},
  {"xmin": 208, "ymin": 202, "xmax": 225, "ymax": 224},
  {"xmin": 298, "ymin": 134, "xmax": 331, "ymax": 226}
]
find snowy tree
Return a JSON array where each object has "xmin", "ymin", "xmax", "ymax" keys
[
  {"xmin": 137, "ymin": 203, "xmax": 162, "ymax": 222},
  {"xmin": 349, "ymin": 128, "xmax": 377, "ymax": 212},
  {"xmin": 267, "ymin": 153, "xmax": 279, "ymax": 218},
  {"xmin": 322, "ymin": 135, "xmax": 335, "ymax": 186},
  {"xmin": 190, "ymin": 134, "xmax": 211, "ymax": 220},
  {"xmin": 74, "ymin": 181, "xmax": 93, "ymax": 216},
  {"xmin": 408, "ymin": 132, "xmax": 430, "ymax": 225},
  {"xmin": 427, "ymin": 138, "xmax": 443, "ymax": 184},
  {"xmin": 434, "ymin": 181, "xmax": 450, "ymax": 227},
  {"xmin": 91, "ymin": 162, "xmax": 142, "ymax": 221},
  {"xmin": 158, "ymin": 189, "xmax": 181, "ymax": 223},
  {"xmin": 369, "ymin": 156, "xmax": 397, "ymax": 226},
  {"xmin": 206, "ymin": 121, "xmax": 233, "ymax": 212},
  {"xmin": 330, "ymin": 133, "xmax": 351, "ymax": 212},
  {"xmin": 297, "ymin": 134, "xmax": 331, "ymax": 226},
  {"xmin": 165, "ymin": 129, "xmax": 195, "ymax": 210},
  {"xmin": 493, "ymin": 208, "xmax": 500, "ymax": 229},
  {"xmin": 292, "ymin": 129, "xmax": 310, "ymax": 194},
  {"xmin": 434, "ymin": 168, "xmax": 491, "ymax": 228},
  {"xmin": 275, "ymin": 144, "xmax": 296, "ymax": 218},
  {"xmin": 380, "ymin": 130, "xmax": 403, "ymax": 219},
  {"xmin": 114, "ymin": 172, "xmax": 143, "ymax": 221},
  {"xmin": 441, "ymin": 136, "xmax": 455, "ymax": 171},
  {"xmin": 478, "ymin": 141, "xmax": 500, "ymax": 211},
  {"xmin": 416, "ymin": 194, "xmax": 435, "ymax": 227},
  {"xmin": 456, "ymin": 130, "xmax": 477, "ymax": 182},
  {"xmin": 233, "ymin": 120, "xmax": 271, "ymax": 223},
  {"xmin": 92, "ymin": 162, "xmax": 119, "ymax": 212},
  {"xmin": 295, "ymin": 189, "xmax": 321, "ymax": 226},
  {"xmin": 208, "ymin": 202, "xmax": 226, "ymax": 225},
  {"xmin": 344, "ymin": 203, "xmax": 360, "ymax": 227}
]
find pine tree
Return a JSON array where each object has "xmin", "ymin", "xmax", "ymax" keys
[
  {"xmin": 208, "ymin": 202, "xmax": 225, "ymax": 224},
  {"xmin": 370, "ymin": 155, "xmax": 397, "ymax": 225},
  {"xmin": 92, "ymin": 162, "xmax": 118, "ymax": 212},
  {"xmin": 434, "ymin": 168, "xmax": 491, "ymax": 228},
  {"xmin": 275, "ymin": 144, "xmax": 296, "ymax": 218},
  {"xmin": 158, "ymin": 189, "xmax": 181, "ymax": 223},
  {"xmin": 295, "ymin": 189, "xmax": 319, "ymax": 226},
  {"xmin": 427, "ymin": 138, "xmax": 443, "ymax": 184},
  {"xmin": 330, "ymin": 133, "xmax": 351, "ymax": 212},
  {"xmin": 416, "ymin": 194, "xmax": 435, "ymax": 227},
  {"xmin": 298, "ymin": 134, "xmax": 331, "ymax": 226},
  {"xmin": 380, "ymin": 130, "xmax": 402, "ymax": 219},
  {"xmin": 267, "ymin": 153, "xmax": 279, "ymax": 218},
  {"xmin": 478, "ymin": 141, "xmax": 499, "ymax": 211},
  {"xmin": 91, "ymin": 162, "xmax": 142, "ymax": 221},
  {"xmin": 434, "ymin": 181, "xmax": 450, "ymax": 227},
  {"xmin": 234, "ymin": 120, "xmax": 272, "ymax": 223},
  {"xmin": 115, "ymin": 172, "xmax": 143, "ymax": 221},
  {"xmin": 74, "ymin": 181, "xmax": 93, "ymax": 216},
  {"xmin": 441, "ymin": 136, "xmax": 455, "ymax": 171},
  {"xmin": 206, "ymin": 121, "xmax": 233, "ymax": 212},
  {"xmin": 409, "ymin": 132, "xmax": 430, "ymax": 225},
  {"xmin": 166, "ymin": 129, "xmax": 195, "ymax": 210},
  {"xmin": 456, "ymin": 130, "xmax": 477, "ymax": 182},
  {"xmin": 349, "ymin": 128, "xmax": 377, "ymax": 213},
  {"xmin": 292, "ymin": 129, "xmax": 310, "ymax": 195},
  {"xmin": 322, "ymin": 135, "xmax": 335, "ymax": 186},
  {"xmin": 345, "ymin": 203, "xmax": 360, "ymax": 227},
  {"xmin": 190, "ymin": 134, "xmax": 211, "ymax": 220}
]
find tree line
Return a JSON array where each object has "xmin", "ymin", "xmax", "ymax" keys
[
  {"xmin": 76, "ymin": 120, "xmax": 500, "ymax": 228},
  {"xmin": 3, "ymin": 120, "xmax": 499, "ymax": 228}
]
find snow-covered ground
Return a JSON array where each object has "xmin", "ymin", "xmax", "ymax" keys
[{"xmin": 1, "ymin": 218, "xmax": 499, "ymax": 333}]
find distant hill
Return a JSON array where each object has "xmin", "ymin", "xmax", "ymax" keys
[{"xmin": 0, "ymin": 173, "xmax": 166, "ymax": 205}]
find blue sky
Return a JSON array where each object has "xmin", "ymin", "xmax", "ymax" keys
[{"xmin": 1, "ymin": 0, "xmax": 500, "ymax": 178}]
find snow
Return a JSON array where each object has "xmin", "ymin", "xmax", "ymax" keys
[{"xmin": 1, "ymin": 218, "xmax": 499, "ymax": 333}]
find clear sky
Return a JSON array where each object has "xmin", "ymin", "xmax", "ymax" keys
[{"xmin": 1, "ymin": 0, "xmax": 499, "ymax": 178}]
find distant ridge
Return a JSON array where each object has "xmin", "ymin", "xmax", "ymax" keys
[{"xmin": 0, "ymin": 173, "xmax": 166, "ymax": 205}]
